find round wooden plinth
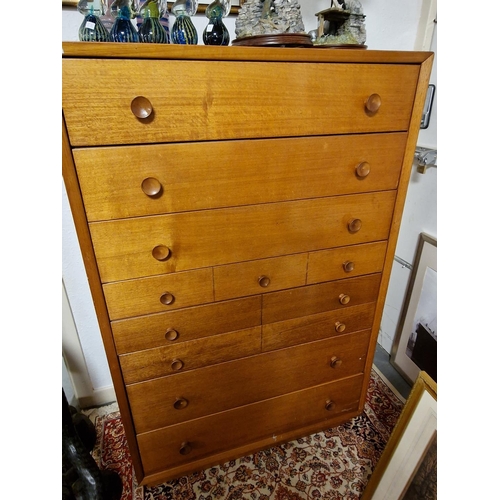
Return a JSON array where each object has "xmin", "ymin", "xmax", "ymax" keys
[{"xmin": 232, "ymin": 33, "xmax": 313, "ymax": 48}]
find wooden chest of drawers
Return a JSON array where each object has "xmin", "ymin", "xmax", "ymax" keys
[{"xmin": 62, "ymin": 42, "xmax": 433, "ymax": 486}]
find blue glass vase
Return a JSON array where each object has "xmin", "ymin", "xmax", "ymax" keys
[
  {"xmin": 137, "ymin": 0, "xmax": 170, "ymax": 43},
  {"xmin": 77, "ymin": 0, "xmax": 110, "ymax": 41},
  {"xmin": 110, "ymin": 4, "xmax": 139, "ymax": 42},
  {"xmin": 203, "ymin": 1, "xmax": 229, "ymax": 45},
  {"xmin": 171, "ymin": 0, "xmax": 198, "ymax": 45}
]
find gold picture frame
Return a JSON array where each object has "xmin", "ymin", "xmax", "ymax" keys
[
  {"xmin": 362, "ymin": 371, "xmax": 437, "ymax": 499},
  {"xmin": 63, "ymin": 1, "xmax": 245, "ymax": 15}
]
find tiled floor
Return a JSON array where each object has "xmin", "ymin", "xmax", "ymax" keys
[{"xmin": 373, "ymin": 343, "xmax": 412, "ymax": 400}]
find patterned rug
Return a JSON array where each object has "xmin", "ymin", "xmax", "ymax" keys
[{"xmin": 86, "ymin": 368, "xmax": 404, "ymax": 500}]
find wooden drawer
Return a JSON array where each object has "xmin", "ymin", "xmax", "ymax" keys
[
  {"xmin": 90, "ymin": 191, "xmax": 396, "ymax": 283},
  {"xmin": 263, "ymin": 273, "xmax": 381, "ymax": 325},
  {"xmin": 307, "ymin": 241, "xmax": 387, "ymax": 284},
  {"xmin": 73, "ymin": 133, "xmax": 406, "ymax": 221},
  {"xmin": 213, "ymin": 254, "xmax": 308, "ymax": 301},
  {"xmin": 63, "ymin": 59, "xmax": 419, "ymax": 147},
  {"xmin": 102, "ymin": 268, "xmax": 214, "ymax": 320},
  {"xmin": 127, "ymin": 330, "xmax": 370, "ymax": 433},
  {"xmin": 137, "ymin": 374, "xmax": 364, "ymax": 476},
  {"xmin": 120, "ymin": 326, "xmax": 261, "ymax": 384},
  {"xmin": 111, "ymin": 296, "xmax": 261, "ymax": 354},
  {"xmin": 262, "ymin": 302, "xmax": 376, "ymax": 352}
]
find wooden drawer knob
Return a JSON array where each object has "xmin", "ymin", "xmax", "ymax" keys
[
  {"xmin": 335, "ymin": 321, "xmax": 346, "ymax": 333},
  {"xmin": 173, "ymin": 397, "xmax": 189, "ymax": 410},
  {"xmin": 131, "ymin": 96, "xmax": 153, "ymax": 119},
  {"xmin": 330, "ymin": 356, "xmax": 342, "ymax": 368},
  {"xmin": 365, "ymin": 93, "xmax": 381, "ymax": 114},
  {"xmin": 179, "ymin": 441, "xmax": 192, "ymax": 455},
  {"xmin": 355, "ymin": 162, "xmax": 371, "ymax": 178},
  {"xmin": 325, "ymin": 400, "xmax": 336, "ymax": 411},
  {"xmin": 160, "ymin": 292, "xmax": 175, "ymax": 306},
  {"xmin": 339, "ymin": 294, "xmax": 350, "ymax": 305},
  {"xmin": 165, "ymin": 328, "xmax": 179, "ymax": 341},
  {"xmin": 348, "ymin": 219, "xmax": 362, "ymax": 233},
  {"xmin": 141, "ymin": 177, "xmax": 162, "ymax": 197},
  {"xmin": 152, "ymin": 245, "xmax": 171, "ymax": 261},
  {"xmin": 171, "ymin": 359, "xmax": 184, "ymax": 371},
  {"xmin": 258, "ymin": 275, "xmax": 271, "ymax": 288},
  {"xmin": 343, "ymin": 261, "xmax": 355, "ymax": 273}
]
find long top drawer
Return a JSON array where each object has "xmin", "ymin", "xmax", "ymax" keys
[{"xmin": 63, "ymin": 59, "xmax": 419, "ymax": 146}]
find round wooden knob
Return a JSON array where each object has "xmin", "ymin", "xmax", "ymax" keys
[
  {"xmin": 165, "ymin": 328, "xmax": 179, "ymax": 341},
  {"xmin": 258, "ymin": 275, "xmax": 271, "ymax": 288},
  {"xmin": 348, "ymin": 219, "xmax": 362, "ymax": 233},
  {"xmin": 173, "ymin": 397, "xmax": 189, "ymax": 410},
  {"xmin": 141, "ymin": 177, "xmax": 162, "ymax": 197},
  {"xmin": 325, "ymin": 400, "xmax": 336, "ymax": 411},
  {"xmin": 131, "ymin": 96, "xmax": 153, "ymax": 119},
  {"xmin": 339, "ymin": 294, "xmax": 350, "ymax": 305},
  {"xmin": 355, "ymin": 162, "xmax": 371, "ymax": 178},
  {"xmin": 330, "ymin": 356, "xmax": 342, "ymax": 368},
  {"xmin": 365, "ymin": 93, "xmax": 381, "ymax": 113},
  {"xmin": 152, "ymin": 245, "xmax": 171, "ymax": 261},
  {"xmin": 179, "ymin": 441, "xmax": 192, "ymax": 455},
  {"xmin": 335, "ymin": 321, "xmax": 346, "ymax": 333},
  {"xmin": 343, "ymin": 261, "xmax": 355, "ymax": 273},
  {"xmin": 171, "ymin": 359, "xmax": 184, "ymax": 371},
  {"xmin": 160, "ymin": 292, "xmax": 175, "ymax": 306}
]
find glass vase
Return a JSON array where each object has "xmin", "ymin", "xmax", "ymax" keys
[
  {"xmin": 203, "ymin": 0, "xmax": 230, "ymax": 45},
  {"xmin": 77, "ymin": 0, "xmax": 110, "ymax": 41}
]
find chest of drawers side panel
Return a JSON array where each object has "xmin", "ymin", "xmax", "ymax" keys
[
  {"xmin": 356, "ymin": 53, "xmax": 435, "ymax": 406},
  {"xmin": 62, "ymin": 115, "xmax": 145, "ymax": 483}
]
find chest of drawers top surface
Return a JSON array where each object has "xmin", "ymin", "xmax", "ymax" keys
[{"xmin": 62, "ymin": 42, "xmax": 433, "ymax": 486}]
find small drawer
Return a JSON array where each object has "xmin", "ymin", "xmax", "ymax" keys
[
  {"xmin": 137, "ymin": 374, "xmax": 364, "ymax": 476},
  {"xmin": 262, "ymin": 273, "xmax": 381, "ymax": 325},
  {"xmin": 111, "ymin": 296, "xmax": 261, "ymax": 354},
  {"xmin": 102, "ymin": 268, "xmax": 214, "ymax": 321},
  {"xmin": 73, "ymin": 133, "xmax": 406, "ymax": 221},
  {"xmin": 307, "ymin": 241, "xmax": 387, "ymax": 284},
  {"xmin": 262, "ymin": 302, "xmax": 376, "ymax": 352},
  {"xmin": 213, "ymin": 254, "xmax": 308, "ymax": 301},
  {"xmin": 127, "ymin": 330, "xmax": 370, "ymax": 433},
  {"xmin": 90, "ymin": 192, "xmax": 396, "ymax": 283},
  {"xmin": 63, "ymin": 59, "xmax": 419, "ymax": 147},
  {"xmin": 120, "ymin": 326, "xmax": 262, "ymax": 384}
]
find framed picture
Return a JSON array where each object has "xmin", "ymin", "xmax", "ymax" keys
[
  {"xmin": 361, "ymin": 371, "xmax": 437, "ymax": 500},
  {"xmin": 390, "ymin": 233, "xmax": 437, "ymax": 384}
]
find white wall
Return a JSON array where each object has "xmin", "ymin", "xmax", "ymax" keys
[{"xmin": 62, "ymin": 0, "xmax": 435, "ymax": 403}]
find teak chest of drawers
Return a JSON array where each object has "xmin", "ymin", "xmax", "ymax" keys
[{"xmin": 62, "ymin": 42, "xmax": 433, "ymax": 486}]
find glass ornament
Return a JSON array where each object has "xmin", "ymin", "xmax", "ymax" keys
[
  {"xmin": 202, "ymin": 0, "xmax": 230, "ymax": 46},
  {"xmin": 137, "ymin": 0, "xmax": 169, "ymax": 43},
  {"xmin": 77, "ymin": 0, "xmax": 110, "ymax": 41},
  {"xmin": 109, "ymin": 0, "xmax": 139, "ymax": 42},
  {"xmin": 170, "ymin": 0, "xmax": 198, "ymax": 45}
]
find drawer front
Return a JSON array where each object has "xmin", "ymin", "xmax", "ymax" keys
[
  {"xmin": 111, "ymin": 296, "xmax": 261, "ymax": 354},
  {"xmin": 120, "ymin": 326, "xmax": 262, "ymax": 384},
  {"xmin": 74, "ymin": 133, "xmax": 406, "ymax": 221},
  {"xmin": 127, "ymin": 331, "xmax": 370, "ymax": 433},
  {"xmin": 90, "ymin": 191, "xmax": 397, "ymax": 283},
  {"xmin": 103, "ymin": 268, "xmax": 214, "ymax": 320},
  {"xmin": 213, "ymin": 254, "xmax": 308, "ymax": 302},
  {"xmin": 307, "ymin": 241, "xmax": 387, "ymax": 284},
  {"xmin": 263, "ymin": 273, "xmax": 381, "ymax": 325},
  {"xmin": 262, "ymin": 302, "xmax": 376, "ymax": 352},
  {"xmin": 63, "ymin": 59, "xmax": 419, "ymax": 146},
  {"xmin": 137, "ymin": 374, "xmax": 364, "ymax": 475}
]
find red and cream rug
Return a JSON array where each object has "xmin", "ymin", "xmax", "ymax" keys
[{"xmin": 87, "ymin": 368, "xmax": 404, "ymax": 500}]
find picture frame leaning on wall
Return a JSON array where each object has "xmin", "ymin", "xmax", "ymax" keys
[
  {"xmin": 361, "ymin": 371, "xmax": 437, "ymax": 500},
  {"xmin": 391, "ymin": 233, "xmax": 437, "ymax": 384}
]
